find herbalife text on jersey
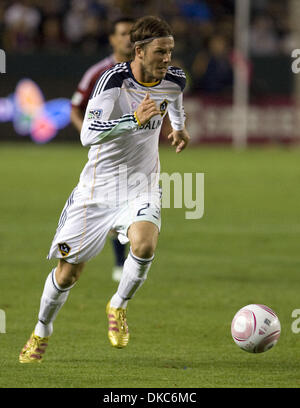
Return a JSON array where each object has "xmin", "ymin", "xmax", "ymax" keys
[{"xmin": 91, "ymin": 165, "xmax": 204, "ymax": 220}]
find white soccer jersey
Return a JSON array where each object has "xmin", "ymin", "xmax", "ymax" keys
[{"xmin": 78, "ymin": 62, "xmax": 186, "ymax": 206}]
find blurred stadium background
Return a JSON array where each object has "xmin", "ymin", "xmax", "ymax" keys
[{"xmin": 0, "ymin": 0, "xmax": 298, "ymax": 145}]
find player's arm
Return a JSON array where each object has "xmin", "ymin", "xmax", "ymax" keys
[
  {"xmin": 70, "ymin": 86, "xmax": 88, "ymax": 133},
  {"xmin": 70, "ymin": 106, "xmax": 84, "ymax": 133},
  {"xmin": 81, "ymin": 92, "xmax": 159, "ymax": 146},
  {"xmin": 167, "ymin": 93, "xmax": 190, "ymax": 153},
  {"xmin": 80, "ymin": 87, "xmax": 136, "ymax": 146},
  {"xmin": 80, "ymin": 91, "xmax": 160, "ymax": 147},
  {"xmin": 71, "ymin": 64, "xmax": 98, "ymax": 134}
]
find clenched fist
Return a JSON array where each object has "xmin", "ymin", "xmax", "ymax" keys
[{"xmin": 135, "ymin": 93, "xmax": 160, "ymax": 126}]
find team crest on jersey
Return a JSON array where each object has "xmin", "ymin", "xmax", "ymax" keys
[
  {"xmin": 87, "ymin": 109, "xmax": 103, "ymax": 121},
  {"xmin": 58, "ymin": 243, "xmax": 71, "ymax": 257},
  {"xmin": 159, "ymin": 99, "xmax": 169, "ymax": 117}
]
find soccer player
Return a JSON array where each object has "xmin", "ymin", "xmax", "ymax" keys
[
  {"xmin": 71, "ymin": 17, "xmax": 134, "ymax": 283},
  {"xmin": 19, "ymin": 15, "xmax": 190, "ymax": 363}
]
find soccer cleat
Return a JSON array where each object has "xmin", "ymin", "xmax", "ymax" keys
[
  {"xmin": 112, "ymin": 266, "xmax": 123, "ymax": 282},
  {"xmin": 19, "ymin": 332, "xmax": 49, "ymax": 363},
  {"xmin": 106, "ymin": 301, "xmax": 129, "ymax": 348}
]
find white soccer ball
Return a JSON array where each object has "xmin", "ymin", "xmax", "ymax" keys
[{"xmin": 231, "ymin": 304, "xmax": 281, "ymax": 353}]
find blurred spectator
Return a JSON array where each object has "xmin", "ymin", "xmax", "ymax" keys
[
  {"xmin": 249, "ymin": 14, "xmax": 279, "ymax": 56},
  {"xmin": 3, "ymin": 0, "xmax": 41, "ymax": 52},
  {"xmin": 63, "ymin": 0, "xmax": 89, "ymax": 46},
  {"xmin": 250, "ymin": 0, "xmax": 291, "ymax": 56},
  {"xmin": 41, "ymin": 16, "xmax": 68, "ymax": 53},
  {"xmin": 191, "ymin": 34, "xmax": 233, "ymax": 94},
  {"xmin": 177, "ymin": 0, "xmax": 212, "ymax": 22},
  {"xmin": 279, "ymin": 17, "xmax": 297, "ymax": 56},
  {"xmin": 81, "ymin": 14, "xmax": 107, "ymax": 54},
  {"xmin": 169, "ymin": 16, "xmax": 189, "ymax": 57},
  {"xmin": 62, "ymin": 0, "xmax": 108, "ymax": 53}
]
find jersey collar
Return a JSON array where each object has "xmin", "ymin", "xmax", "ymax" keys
[{"xmin": 126, "ymin": 62, "xmax": 162, "ymax": 88}]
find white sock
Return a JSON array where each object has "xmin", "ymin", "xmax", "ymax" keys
[
  {"xmin": 34, "ymin": 268, "xmax": 75, "ymax": 337},
  {"xmin": 110, "ymin": 248, "xmax": 154, "ymax": 309}
]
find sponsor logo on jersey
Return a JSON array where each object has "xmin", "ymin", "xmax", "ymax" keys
[
  {"xmin": 87, "ymin": 109, "xmax": 103, "ymax": 121},
  {"xmin": 139, "ymin": 119, "xmax": 161, "ymax": 130},
  {"xmin": 58, "ymin": 243, "xmax": 71, "ymax": 257},
  {"xmin": 159, "ymin": 99, "xmax": 169, "ymax": 117}
]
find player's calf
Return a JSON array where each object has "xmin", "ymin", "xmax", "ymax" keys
[{"xmin": 19, "ymin": 261, "xmax": 84, "ymax": 363}]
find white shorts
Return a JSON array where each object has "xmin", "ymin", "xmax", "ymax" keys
[{"xmin": 47, "ymin": 186, "xmax": 161, "ymax": 264}]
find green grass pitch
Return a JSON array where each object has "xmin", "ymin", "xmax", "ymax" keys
[{"xmin": 0, "ymin": 142, "xmax": 300, "ymax": 388}]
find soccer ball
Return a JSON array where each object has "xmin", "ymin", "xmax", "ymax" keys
[{"xmin": 231, "ymin": 304, "xmax": 281, "ymax": 353}]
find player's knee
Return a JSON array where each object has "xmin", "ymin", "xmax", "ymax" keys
[
  {"xmin": 131, "ymin": 241, "xmax": 155, "ymax": 260},
  {"xmin": 56, "ymin": 260, "xmax": 85, "ymax": 288},
  {"xmin": 128, "ymin": 221, "xmax": 158, "ymax": 259}
]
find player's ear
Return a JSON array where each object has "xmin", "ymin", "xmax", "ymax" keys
[
  {"xmin": 109, "ymin": 34, "xmax": 115, "ymax": 47},
  {"xmin": 135, "ymin": 45, "xmax": 144, "ymax": 60}
]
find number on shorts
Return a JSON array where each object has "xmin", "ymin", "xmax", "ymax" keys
[{"xmin": 137, "ymin": 203, "xmax": 150, "ymax": 216}]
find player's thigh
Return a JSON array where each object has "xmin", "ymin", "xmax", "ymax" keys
[
  {"xmin": 112, "ymin": 191, "xmax": 161, "ymax": 256},
  {"xmin": 128, "ymin": 221, "xmax": 159, "ymax": 258},
  {"xmin": 48, "ymin": 188, "xmax": 117, "ymax": 264}
]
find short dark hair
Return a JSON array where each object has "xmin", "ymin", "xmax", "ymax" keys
[
  {"xmin": 130, "ymin": 16, "xmax": 173, "ymax": 46},
  {"xmin": 109, "ymin": 17, "xmax": 135, "ymax": 35}
]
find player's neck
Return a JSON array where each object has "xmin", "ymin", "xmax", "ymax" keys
[
  {"xmin": 130, "ymin": 60, "xmax": 158, "ymax": 84},
  {"xmin": 114, "ymin": 53, "xmax": 131, "ymax": 64}
]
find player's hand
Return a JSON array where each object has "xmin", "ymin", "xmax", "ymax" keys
[
  {"xmin": 167, "ymin": 128, "xmax": 190, "ymax": 153},
  {"xmin": 135, "ymin": 93, "xmax": 160, "ymax": 126}
]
